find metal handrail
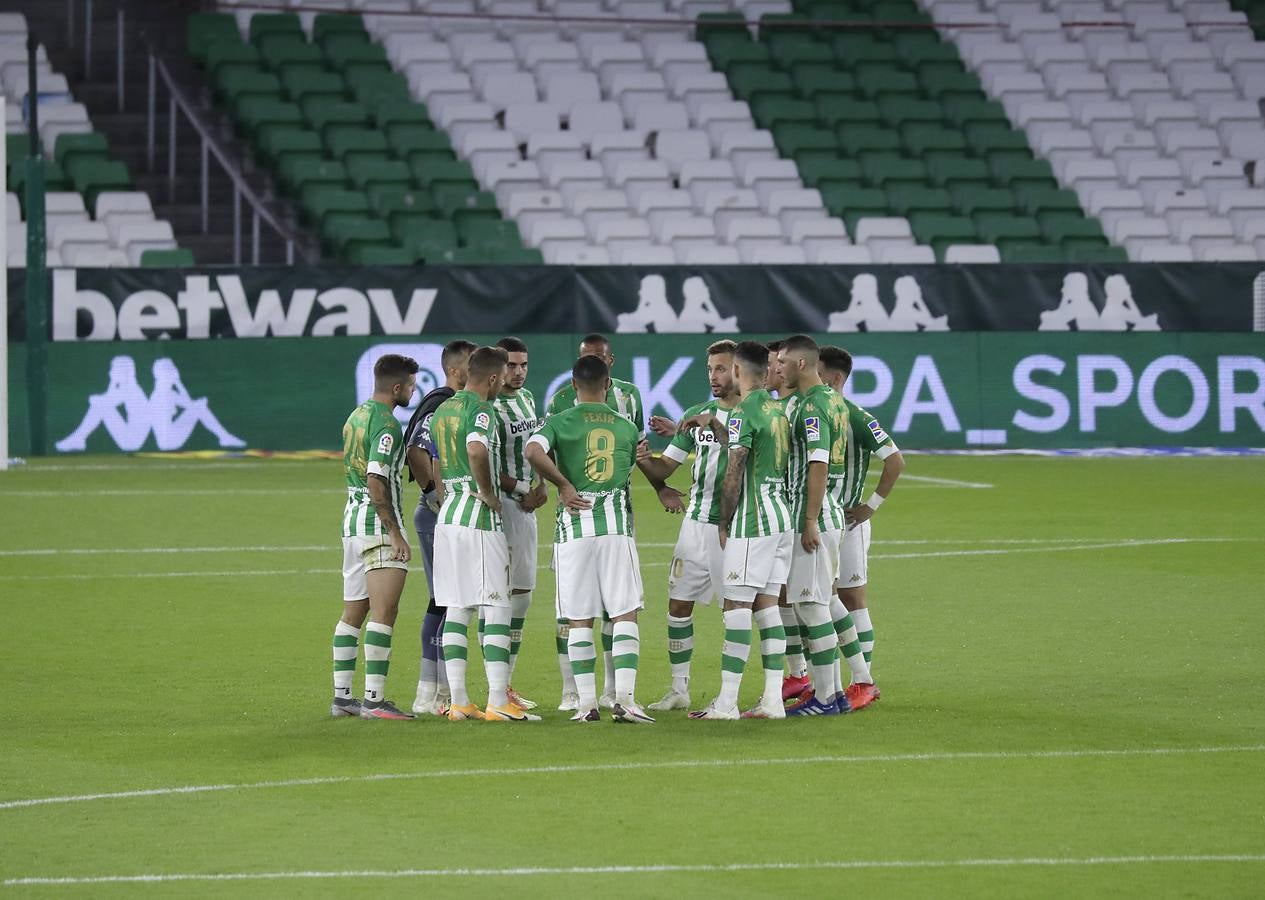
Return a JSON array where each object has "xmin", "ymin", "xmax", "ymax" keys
[{"xmin": 144, "ymin": 43, "xmax": 312, "ymax": 265}]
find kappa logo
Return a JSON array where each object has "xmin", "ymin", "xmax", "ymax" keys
[
  {"xmin": 488, "ymin": 592, "xmax": 502, "ymax": 602},
  {"xmin": 57, "ymin": 356, "xmax": 245, "ymax": 453},
  {"xmin": 1039, "ymin": 273, "xmax": 1160, "ymax": 331},
  {"xmin": 800, "ymin": 588, "xmax": 814, "ymax": 597},
  {"xmin": 849, "ymin": 573, "xmax": 863, "ymax": 583},
  {"xmin": 867, "ymin": 420, "xmax": 889, "ymax": 443},
  {"xmin": 804, "ymin": 415, "xmax": 821, "ymax": 440},
  {"xmin": 727, "ymin": 571, "xmax": 741, "ymax": 581},
  {"xmin": 377, "ymin": 433, "xmax": 394, "ymax": 455},
  {"xmin": 827, "ymin": 274, "xmax": 949, "ymax": 333},
  {"xmin": 616, "ymin": 275, "xmax": 738, "ymax": 333}
]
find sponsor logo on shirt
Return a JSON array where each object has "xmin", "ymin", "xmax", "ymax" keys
[
  {"xmin": 377, "ymin": 433, "xmax": 394, "ymax": 455},
  {"xmin": 868, "ymin": 420, "xmax": 889, "ymax": 443},
  {"xmin": 475, "ymin": 412, "xmax": 491, "ymax": 430},
  {"xmin": 727, "ymin": 418, "xmax": 742, "ymax": 441},
  {"xmin": 508, "ymin": 418, "xmax": 540, "ymax": 435},
  {"xmin": 804, "ymin": 416, "xmax": 821, "ymax": 440}
]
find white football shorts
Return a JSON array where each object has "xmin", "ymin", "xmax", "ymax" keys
[
  {"xmin": 342, "ymin": 533, "xmax": 408, "ymax": 602},
  {"xmin": 432, "ymin": 523, "xmax": 511, "ymax": 609},
  {"xmin": 668, "ymin": 518, "xmax": 725, "ymax": 605},
  {"xmin": 501, "ymin": 496, "xmax": 538, "ymax": 592},
  {"xmin": 787, "ymin": 528, "xmax": 842, "ymax": 605},
  {"xmin": 836, "ymin": 518, "xmax": 871, "ymax": 589},
  {"xmin": 723, "ymin": 531, "xmax": 793, "ymax": 603},
  {"xmin": 555, "ymin": 534, "xmax": 644, "ymax": 621}
]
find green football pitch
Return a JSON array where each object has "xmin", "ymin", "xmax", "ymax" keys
[{"xmin": 1, "ymin": 454, "xmax": 1263, "ymax": 897}]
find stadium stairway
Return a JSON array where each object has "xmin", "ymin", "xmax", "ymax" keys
[{"xmin": 7, "ymin": 0, "xmax": 311, "ymax": 265}]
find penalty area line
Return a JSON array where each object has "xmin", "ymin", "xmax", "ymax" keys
[
  {"xmin": 2, "ymin": 744, "xmax": 1261, "ymax": 812},
  {"xmin": 6, "ymin": 854, "xmax": 1265, "ymax": 886}
]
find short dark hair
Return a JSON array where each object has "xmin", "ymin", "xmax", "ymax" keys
[
  {"xmin": 572, "ymin": 353, "xmax": 609, "ymax": 389},
  {"xmin": 734, "ymin": 340, "xmax": 769, "ymax": 374},
  {"xmin": 819, "ymin": 346, "xmax": 853, "ymax": 378},
  {"xmin": 579, "ymin": 333, "xmax": 611, "ymax": 353},
  {"xmin": 765, "ymin": 339, "xmax": 783, "ymax": 353},
  {"xmin": 373, "ymin": 354, "xmax": 419, "ymax": 385},
  {"xmin": 467, "ymin": 346, "xmax": 508, "ymax": 381},
  {"xmin": 781, "ymin": 334, "xmax": 819, "ymax": 356},
  {"xmin": 496, "ymin": 336, "xmax": 528, "ymax": 354},
  {"xmin": 441, "ymin": 340, "xmax": 476, "ymax": 372},
  {"xmin": 707, "ymin": 339, "xmax": 738, "ymax": 356}
]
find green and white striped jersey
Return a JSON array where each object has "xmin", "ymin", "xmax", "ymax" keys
[
  {"xmin": 786, "ymin": 383, "xmax": 848, "ymax": 533},
  {"xmin": 341, "ymin": 399, "xmax": 406, "ymax": 538},
  {"xmin": 494, "ymin": 387, "xmax": 540, "ymax": 496},
  {"xmin": 727, "ymin": 389, "xmax": 792, "ymax": 539},
  {"xmin": 526, "ymin": 403, "xmax": 639, "ymax": 543},
  {"xmin": 547, "ymin": 377, "xmax": 645, "ymax": 439},
  {"xmin": 431, "ymin": 390, "xmax": 503, "ymax": 532},
  {"xmin": 829, "ymin": 397, "xmax": 899, "ymax": 509},
  {"xmin": 661, "ymin": 399, "xmax": 731, "ymax": 525}
]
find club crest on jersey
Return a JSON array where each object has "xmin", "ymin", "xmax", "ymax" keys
[
  {"xmin": 475, "ymin": 412, "xmax": 491, "ymax": 430},
  {"xmin": 804, "ymin": 416, "xmax": 821, "ymax": 440},
  {"xmin": 868, "ymin": 420, "xmax": 889, "ymax": 443},
  {"xmin": 727, "ymin": 418, "xmax": 742, "ymax": 441},
  {"xmin": 377, "ymin": 433, "xmax": 394, "ymax": 455}
]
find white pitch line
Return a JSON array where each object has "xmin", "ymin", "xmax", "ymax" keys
[
  {"xmin": 0, "ymin": 489, "xmax": 331, "ymax": 497},
  {"xmin": 901, "ymin": 474, "xmax": 994, "ymax": 489},
  {"xmin": 0, "ymin": 568, "xmax": 341, "ymax": 582},
  {"xmin": 7, "ymin": 855, "xmax": 1265, "ymax": 887},
  {"xmin": 1, "ymin": 461, "xmax": 326, "ymax": 473},
  {"xmin": 1, "ymin": 744, "xmax": 1260, "ymax": 813},
  {"xmin": 0, "ymin": 545, "xmax": 333, "ymax": 558},
  {"xmin": 870, "ymin": 537, "xmax": 1247, "ymax": 561}
]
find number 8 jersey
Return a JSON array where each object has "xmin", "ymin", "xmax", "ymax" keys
[{"xmin": 526, "ymin": 402, "xmax": 640, "ymax": 543}]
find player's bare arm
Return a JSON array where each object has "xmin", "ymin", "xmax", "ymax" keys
[
  {"xmin": 368, "ymin": 473, "xmax": 411, "ymax": 562},
  {"xmin": 802, "ymin": 461, "xmax": 827, "ymax": 553},
  {"xmin": 648, "ymin": 414, "xmax": 677, "ymax": 438},
  {"xmin": 519, "ymin": 481, "xmax": 548, "ymax": 512},
  {"xmin": 677, "ymin": 412, "xmax": 728, "ymax": 445},
  {"xmin": 467, "ymin": 441, "xmax": 502, "ymax": 515},
  {"xmin": 846, "ymin": 450, "xmax": 905, "ymax": 527},
  {"xmin": 717, "ymin": 446, "xmax": 748, "ymax": 549},
  {"xmin": 525, "ymin": 443, "xmax": 594, "ymax": 511},
  {"xmin": 637, "ymin": 449, "xmax": 680, "ymax": 485}
]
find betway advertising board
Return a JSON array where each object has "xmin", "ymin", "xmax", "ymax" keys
[
  {"xmin": 5, "ymin": 333, "xmax": 1263, "ymax": 455},
  {"xmin": 6, "ymin": 263, "xmax": 1265, "ymax": 339}
]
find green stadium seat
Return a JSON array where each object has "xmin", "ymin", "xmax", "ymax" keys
[
  {"xmin": 369, "ymin": 186, "xmax": 437, "ymax": 218},
  {"xmin": 488, "ymin": 247, "xmax": 545, "ymax": 264},
  {"xmin": 325, "ymin": 126, "xmax": 390, "ymax": 161},
  {"xmin": 909, "ymin": 213, "xmax": 977, "ymax": 254},
  {"xmin": 990, "ymin": 157, "xmax": 1057, "ymax": 191},
  {"xmin": 887, "ymin": 186, "xmax": 952, "ymax": 216},
  {"xmin": 709, "ymin": 39, "xmax": 770, "ymax": 73},
  {"xmin": 256, "ymin": 33, "xmax": 324, "ymax": 69},
  {"xmin": 816, "ymin": 97, "xmax": 880, "ymax": 127},
  {"xmin": 235, "ymin": 98, "xmax": 303, "ymax": 140},
  {"xmin": 324, "ymin": 212, "xmax": 391, "ymax": 254},
  {"xmin": 832, "ymin": 35, "xmax": 898, "ymax": 66},
  {"xmin": 819, "ymin": 183, "xmax": 886, "ymax": 219},
  {"xmin": 807, "ymin": 1, "xmax": 868, "ymax": 23},
  {"xmin": 729, "ymin": 67, "xmax": 794, "ymax": 102},
  {"xmin": 53, "ymin": 132, "xmax": 108, "ymax": 168},
  {"xmin": 303, "ymin": 99, "xmax": 369, "ymax": 134},
  {"xmin": 770, "ymin": 40, "xmax": 835, "ymax": 69},
  {"xmin": 966, "ymin": 124, "xmax": 1032, "ymax": 157},
  {"xmin": 301, "ymin": 186, "xmax": 369, "ymax": 226},
  {"xmin": 411, "ymin": 158, "xmax": 475, "ymax": 189},
  {"xmin": 861, "ymin": 155, "xmax": 929, "ymax": 188},
  {"xmin": 9, "ymin": 159, "xmax": 71, "ymax": 193},
  {"xmin": 284, "ymin": 69, "xmax": 346, "ymax": 103},
  {"xmin": 458, "ymin": 217, "xmax": 521, "ymax": 248},
  {"xmin": 919, "ymin": 70, "xmax": 982, "ymax": 102},
  {"xmin": 388, "ymin": 124, "xmax": 452, "ymax": 159},
  {"xmin": 837, "ymin": 125, "xmax": 900, "ymax": 156},
  {"xmin": 798, "ymin": 157, "xmax": 861, "ymax": 187},
  {"xmin": 5, "ymin": 133, "xmax": 29, "ymax": 160},
  {"xmin": 945, "ymin": 97, "xmax": 1008, "ymax": 127},
  {"xmin": 752, "ymin": 96, "xmax": 817, "ymax": 127},
  {"xmin": 1002, "ymin": 244, "xmax": 1065, "ymax": 263},
  {"xmin": 314, "ymin": 13, "xmax": 369, "ymax": 43},
  {"xmin": 66, "ymin": 158, "xmax": 130, "ymax": 205},
  {"xmin": 774, "ymin": 124, "xmax": 838, "ymax": 157},
  {"xmin": 892, "ymin": 31, "xmax": 942, "ymax": 60},
  {"xmin": 187, "ymin": 13, "xmax": 240, "ymax": 65},
  {"xmin": 973, "ymin": 212, "xmax": 1042, "ymax": 248},
  {"xmin": 1039, "ymin": 213, "xmax": 1106, "ymax": 244},
  {"xmin": 140, "ymin": 248, "xmax": 196, "ymax": 267},
  {"xmin": 205, "ymin": 42, "xmax": 261, "ymax": 75},
  {"xmin": 433, "ymin": 186, "xmax": 497, "ymax": 218},
  {"xmin": 280, "ymin": 158, "xmax": 348, "ymax": 195},
  {"xmin": 373, "ymin": 99, "xmax": 432, "ymax": 129},
  {"xmin": 257, "ymin": 127, "xmax": 322, "ymax": 168},
  {"xmin": 953, "ymin": 186, "xmax": 1017, "ymax": 217},
  {"xmin": 249, "ymin": 13, "xmax": 302, "ymax": 44},
  {"xmin": 346, "ymin": 69, "xmax": 410, "ymax": 105},
  {"xmin": 393, "ymin": 219, "xmax": 459, "ymax": 258},
  {"xmin": 1061, "ymin": 235, "xmax": 1111, "ymax": 254},
  {"xmin": 326, "ymin": 42, "xmax": 390, "ymax": 72},
  {"xmin": 347, "ymin": 242, "xmax": 414, "ymax": 265},
  {"xmin": 879, "ymin": 98, "xmax": 943, "ymax": 127},
  {"xmin": 216, "ymin": 68, "xmax": 282, "ymax": 104},
  {"xmin": 854, "ymin": 66, "xmax": 918, "ymax": 98},
  {"xmin": 790, "ymin": 65, "xmax": 854, "ymax": 98},
  {"xmin": 900, "ymin": 125, "xmax": 967, "ymax": 157},
  {"xmin": 927, "ymin": 156, "xmax": 991, "ymax": 188},
  {"xmin": 347, "ymin": 157, "xmax": 411, "ymax": 190},
  {"xmin": 1017, "ymin": 186, "xmax": 1082, "ymax": 216}
]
